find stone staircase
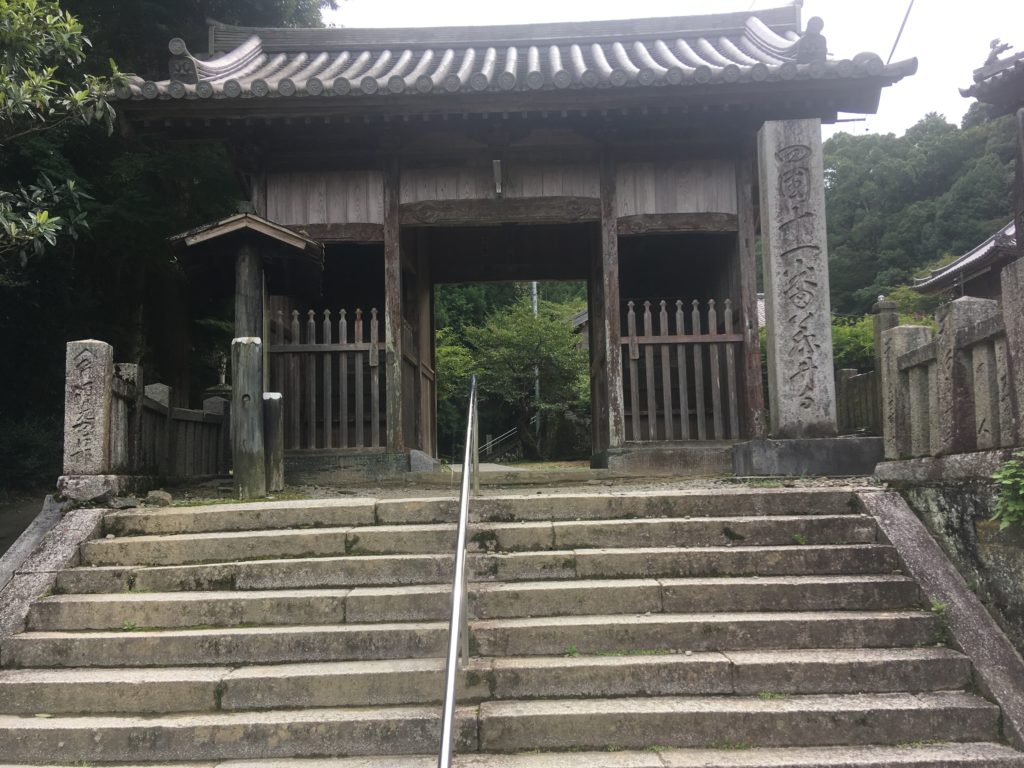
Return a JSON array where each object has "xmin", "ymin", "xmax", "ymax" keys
[{"xmin": 1, "ymin": 487, "xmax": 1022, "ymax": 766}]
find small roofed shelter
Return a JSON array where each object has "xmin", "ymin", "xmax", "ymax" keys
[
  {"xmin": 962, "ymin": 40, "xmax": 1024, "ymax": 263},
  {"xmin": 913, "ymin": 220, "xmax": 1017, "ymax": 300},
  {"xmin": 116, "ymin": 3, "xmax": 916, "ymax": 473}
]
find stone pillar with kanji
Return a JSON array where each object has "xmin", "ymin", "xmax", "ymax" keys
[{"xmin": 758, "ymin": 118, "xmax": 838, "ymax": 438}]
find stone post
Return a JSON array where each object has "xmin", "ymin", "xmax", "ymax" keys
[
  {"xmin": 880, "ymin": 326, "xmax": 932, "ymax": 460},
  {"xmin": 757, "ymin": 118, "xmax": 837, "ymax": 438},
  {"xmin": 934, "ymin": 297, "xmax": 1000, "ymax": 455},
  {"xmin": 872, "ymin": 300, "xmax": 900, "ymax": 371},
  {"xmin": 974, "ymin": 341, "xmax": 1002, "ymax": 451},
  {"xmin": 263, "ymin": 392, "xmax": 284, "ymax": 493},
  {"xmin": 908, "ymin": 360, "xmax": 933, "ymax": 458},
  {"xmin": 232, "ymin": 337, "xmax": 266, "ymax": 500},
  {"xmin": 1002, "ymin": 259, "xmax": 1024, "ymax": 444},
  {"xmin": 62, "ymin": 340, "xmax": 114, "ymax": 476}
]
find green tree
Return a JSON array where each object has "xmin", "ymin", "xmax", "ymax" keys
[
  {"xmin": 1, "ymin": 0, "xmax": 122, "ymax": 262},
  {"xmin": 824, "ymin": 112, "xmax": 1015, "ymax": 314},
  {"xmin": 465, "ymin": 299, "xmax": 588, "ymax": 459}
]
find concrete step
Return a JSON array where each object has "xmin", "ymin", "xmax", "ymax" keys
[
  {"xmin": 472, "ymin": 575, "xmax": 920, "ymax": 618},
  {"xmin": 55, "ymin": 544, "xmax": 900, "ymax": 595},
  {"xmin": 104, "ymin": 499, "xmax": 377, "ymax": 536},
  {"xmin": 3, "ymin": 743, "xmax": 1024, "ymax": 767},
  {"xmin": 378, "ymin": 487, "xmax": 862, "ymax": 524},
  {"xmin": 0, "ymin": 648, "xmax": 970, "ymax": 715},
  {"xmin": 55, "ymin": 554, "xmax": 455, "ymax": 594},
  {"xmin": 82, "ymin": 514, "xmax": 880, "ymax": 568},
  {"xmin": 27, "ymin": 589, "xmax": 349, "ymax": 630},
  {"xmin": 548, "ymin": 515, "xmax": 878, "ymax": 549},
  {"xmin": 37, "ymin": 574, "xmax": 919, "ymax": 631},
  {"xmin": 1, "ymin": 622, "xmax": 447, "ymax": 668},
  {"xmin": 0, "ymin": 705, "xmax": 478, "ymax": 764},
  {"xmin": 476, "ymin": 692, "xmax": 1000, "ymax": 751},
  {"xmin": 472, "ymin": 611, "xmax": 941, "ymax": 656}
]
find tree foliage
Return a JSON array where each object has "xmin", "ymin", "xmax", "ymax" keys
[
  {"xmin": 824, "ymin": 112, "xmax": 1015, "ymax": 314},
  {"xmin": 435, "ymin": 297, "xmax": 589, "ymax": 460},
  {"xmin": 1, "ymin": 0, "xmax": 122, "ymax": 262}
]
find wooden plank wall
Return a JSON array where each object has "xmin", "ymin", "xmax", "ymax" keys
[
  {"xmin": 616, "ymin": 159, "xmax": 737, "ymax": 217},
  {"xmin": 399, "ymin": 166, "xmax": 493, "ymax": 203},
  {"xmin": 265, "ymin": 170, "xmax": 385, "ymax": 225},
  {"xmin": 504, "ymin": 164, "xmax": 600, "ymax": 199}
]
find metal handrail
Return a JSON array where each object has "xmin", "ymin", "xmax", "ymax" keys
[{"xmin": 437, "ymin": 374, "xmax": 479, "ymax": 768}]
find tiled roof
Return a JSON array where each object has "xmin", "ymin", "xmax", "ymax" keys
[
  {"xmin": 116, "ymin": 7, "xmax": 914, "ymax": 104},
  {"xmin": 961, "ymin": 42, "xmax": 1024, "ymax": 112},
  {"xmin": 913, "ymin": 220, "xmax": 1017, "ymax": 293}
]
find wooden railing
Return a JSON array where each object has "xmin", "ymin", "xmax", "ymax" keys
[
  {"xmin": 269, "ymin": 308, "xmax": 385, "ymax": 451},
  {"xmin": 137, "ymin": 389, "xmax": 228, "ymax": 477},
  {"xmin": 621, "ymin": 298, "xmax": 742, "ymax": 442}
]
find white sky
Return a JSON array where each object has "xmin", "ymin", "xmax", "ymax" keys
[{"xmin": 322, "ymin": 0, "xmax": 1024, "ymax": 138}]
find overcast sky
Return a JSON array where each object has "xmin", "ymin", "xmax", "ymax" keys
[{"xmin": 322, "ymin": 0, "xmax": 1024, "ymax": 138}]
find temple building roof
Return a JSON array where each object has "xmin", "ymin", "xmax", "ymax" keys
[
  {"xmin": 114, "ymin": 4, "xmax": 915, "ymax": 112},
  {"xmin": 913, "ymin": 220, "xmax": 1018, "ymax": 295},
  {"xmin": 961, "ymin": 40, "xmax": 1024, "ymax": 114}
]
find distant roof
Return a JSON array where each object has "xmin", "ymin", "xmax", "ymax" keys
[
  {"xmin": 115, "ymin": 5, "xmax": 915, "ymax": 112},
  {"xmin": 961, "ymin": 40, "xmax": 1024, "ymax": 113},
  {"xmin": 913, "ymin": 220, "xmax": 1017, "ymax": 294}
]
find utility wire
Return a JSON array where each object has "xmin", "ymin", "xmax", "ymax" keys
[{"xmin": 887, "ymin": 0, "xmax": 915, "ymax": 65}]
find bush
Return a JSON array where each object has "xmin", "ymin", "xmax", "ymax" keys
[
  {"xmin": 991, "ymin": 451, "xmax": 1024, "ymax": 530},
  {"xmin": 831, "ymin": 314, "xmax": 875, "ymax": 372}
]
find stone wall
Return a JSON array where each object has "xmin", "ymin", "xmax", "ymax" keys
[{"xmin": 896, "ymin": 475, "xmax": 1024, "ymax": 653}]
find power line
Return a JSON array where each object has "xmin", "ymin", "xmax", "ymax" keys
[{"xmin": 887, "ymin": 0, "xmax": 915, "ymax": 65}]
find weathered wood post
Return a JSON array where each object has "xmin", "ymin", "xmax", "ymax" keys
[
  {"xmin": 263, "ymin": 392, "xmax": 284, "ymax": 493},
  {"xmin": 232, "ymin": 337, "xmax": 266, "ymax": 499},
  {"xmin": 758, "ymin": 118, "xmax": 837, "ymax": 438},
  {"xmin": 599, "ymin": 154, "xmax": 626, "ymax": 448},
  {"xmin": 383, "ymin": 158, "xmax": 405, "ymax": 453}
]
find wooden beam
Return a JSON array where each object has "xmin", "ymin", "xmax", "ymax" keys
[
  {"xmin": 400, "ymin": 196, "xmax": 600, "ymax": 227},
  {"xmin": 736, "ymin": 136, "xmax": 766, "ymax": 438},
  {"xmin": 288, "ymin": 223, "xmax": 385, "ymax": 243},
  {"xmin": 384, "ymin": 157, "xmax": 405, "ymax": 453},
  {"xmin": 600, "ymin": 155, "xmax": 626, "ymax": 448},
  {"xmin": 617, "ymin": 212, "xmax": 738, "ymax": 236}
]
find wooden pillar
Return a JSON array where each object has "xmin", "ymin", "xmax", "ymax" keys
[
  {"xmin": 234, "ymin": 239, "xmax": 264, "ymax": 338},
  {"xmin": 600, "ymin": 155, "xmax": 626, "ymax": 448},
  {"xmin": 232, "ymin": 337, "xmax": 266, "ymax": 499},
  {"xmin": 736, "ymin": 138, "xmax": 766, "ymax": 438},
  {"xmin": 384, "ymin": 158, "xmax": 405, "ymax": 453}
]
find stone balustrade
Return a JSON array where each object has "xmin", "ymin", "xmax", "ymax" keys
[{"xmin": 880, "ymin": 259, "xmax": 1024, "ymax": 460}]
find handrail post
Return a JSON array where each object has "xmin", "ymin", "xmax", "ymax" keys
[
  {"xmin": 437, "ymin": 375, "xmax": 478, "ymax": 768},
  {"xmin": 473, "ymin": 404, "xmax": 480, "ymax": 496}
]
